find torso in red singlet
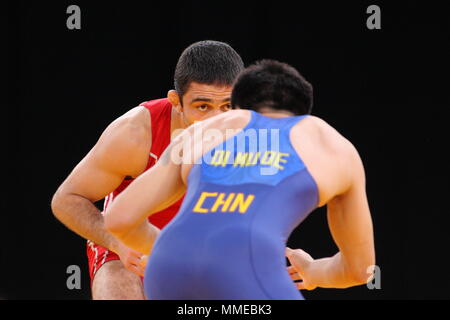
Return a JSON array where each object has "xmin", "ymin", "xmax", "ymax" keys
[
  {"xmin": 87, "ymin": 98, "xmax": 184, "ymax": 282},
  {"xmin": 102, "ymin": 98, "xmax": 184, "ymax": 228}
]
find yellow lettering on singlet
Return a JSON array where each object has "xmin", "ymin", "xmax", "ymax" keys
[
  {"xmin": 229, "ymin": 193, "xmax": 255, "ymax": 214},
  {"xmin": 260, "ymin": 151, "xmax": 276, "ymax": 166},
  {"xmin": 273, "ymin": 152, "xmax": 290, "ymax": 170},
  {"xmin": 245, "ymin": 152, "xmax": 260, "ymax": 166},
  {"xmin": 211, "ymin": 193, "xmax": 236, "ymax": 212},
  {"xmin": 233, "ymin": 152, "xmax": 248, "ymax": 167},
  {"xmin": 193, "ymin": 192, "xmax": 218, "ymax": 213},
  {"xmin": 211, "ymin": 151, "xmax": 224, "ymax": 166},
  {"xmin": 211, "ymin": 150, "xmax": 231, "ymax": 167},
  {"xmin": 214, "ymin": 150, "xmax": 290, "ymax": 170},
  {"xmin": 193, "ymin": 192, "xmax": 255, "ymax": 214},
  {"xmin": 221, "ymin": 151, "xmax": 231, "ymax": 167}
]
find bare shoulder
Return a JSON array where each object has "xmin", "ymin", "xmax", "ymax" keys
[
  {"xmin": 92, "ymin": 106, "xmax": 152, "ymax": 176},
  {"xmin": 292, "ymin": 115, "xmax": 363, "ymax": 205},
  {"xmin": 109, "ymin": 106, "xmax": 150, "ymax": 139},
  {"xmin": 101, "ymin": 106, "xmax": 150, "ymax": 147},
  {"xmin": 296, "ymin": 115, "xmax": 358, "ymax": 158}
]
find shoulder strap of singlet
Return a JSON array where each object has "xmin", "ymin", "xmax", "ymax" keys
[
  {"xmin": 279, "ymin": 114, "xmax": 309, "ymax": 142},
  {"xmin": 122, "ymin": 99, "xmax": 172, "ymax": 180},
  {"xmin": 139, "ymin": 98, "xmax": 173, "ymax": 163},
  {"xmin": 247, "ymin": 110, "xmax": 309, "ymax": 133}
]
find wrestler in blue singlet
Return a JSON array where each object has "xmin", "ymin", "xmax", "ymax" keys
[{"xmin": 144, "ymin": 111, "xmax": 319, "ymax": 299}]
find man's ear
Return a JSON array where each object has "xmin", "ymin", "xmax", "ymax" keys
[{"xmin": 168, "ymin": 90, "xmax": 182, "ymax": 113}]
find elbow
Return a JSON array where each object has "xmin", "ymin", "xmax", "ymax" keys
[
  {"xmin": 348, "ymin": 268, "xmax": 372, "ymax": 286},
  {"xmin": 346, "ymin": 255, "xmax": 376, "ymax": 286},
  {"xmin": 51, "ymin": 190, "xmax": 64, "ymax": 221},
  {"xmin": 104, "ymin": 213, "xmax": 120, "ymax": 235},
  {"xmin": 104, "ymin": 208, "xmax": 129, "ymax": 237}
]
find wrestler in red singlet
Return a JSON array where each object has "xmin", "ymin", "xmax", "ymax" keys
[{"xmin": 86, "ymin": 98, "xmax": 183, "ymax": 282}]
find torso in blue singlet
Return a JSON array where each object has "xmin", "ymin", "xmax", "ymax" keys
[{"xmin": 144, "ymin": 111, "xmax": 319, "ymax": 300}]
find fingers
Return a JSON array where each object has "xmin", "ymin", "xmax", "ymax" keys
[
  {"xmin": 290, "ymin": 273, "xmax": 302, "ymax": 281},
  {"xmin": 140, "ymin": 255, "xmax": 149, "ymax": 268},
  {"xmin": 287, "ymin": 266, "xmax": 303, "ymax": 282},
  {"xmin": 287, "ymin": 265, "xmax": 297, "ymax": 274},
  {"xmin": 124, "ymin": 254, "xmax": 146, "ymax": 277},
  {"xmin": 286, "ymin": 248, "xmax": 309, "ymax": 257},
  {"xmin": 295, "ymin": 281, "xmax": 316, "ymax": 291},
  {"xmin": 127, "ymin": 256, "xmax": 143, "ymax": 268},
  {"xmin": 129, "ymin": 250, "xmax": 144, "ymax": 259},
  {"xmin": 125, "ymin": 258, "xmax": 145, "ymax": 277},
  {"xmin": 285, "ymin": 247, "xmax": 293, "ymax": 257},
  {"xmin": 127, "ymin": 263, "xmax": 145, "ymax": 277},
  {"xmin": 296, "ymin": 281, "xmax": 307, "ymax": 290}
]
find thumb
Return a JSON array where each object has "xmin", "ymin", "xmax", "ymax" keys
[
  {"xmin": 296, "ymin": 281, "xmax": 308, "ymax": 290},
  {"xmin": 140, "ymin": 255, "xmax": 149, "ymax": 268},
  {"xmin": 285, "ymin": 247, "xmax": 294, "ymax": 257},
  {"xmin": 130, "ymin": 249, "xmax": 144, "ymax": 258}
]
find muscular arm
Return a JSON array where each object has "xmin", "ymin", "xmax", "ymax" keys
[
  {"xmin": 51, "ymin": 107, "xmax": 151, "ymax": 253},
  {"xmin": 312, "ymin": 144, "xmax": 374, "ymax": 288},
  {"xmin": 104, "ymin": 134, "xmax": 187, "ymax": 255},
  {"xmin": 288, "ymin": 141, "xmax": 375, "ymax": 289}
]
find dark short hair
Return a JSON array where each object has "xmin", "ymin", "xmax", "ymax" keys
[
  {"xmin": 174, "ymin": 40, "xmax": 244, "ymax": 101},
  {"xmin": 231, "ymin": 59, "xmax": 313, "ymax": 115}
]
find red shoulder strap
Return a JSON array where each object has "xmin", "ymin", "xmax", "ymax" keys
[{"xmin": 139, "ymin": 98, "xmax": 173, "ymax": 167}]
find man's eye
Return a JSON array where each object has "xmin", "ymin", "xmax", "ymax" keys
[
  {"xmin": 222, "ymin": 104, "xmax": 232, "ymax": 110},
  {"xmin": 197, "ymin": 105, "xmax": 209, "ymax": 111}
]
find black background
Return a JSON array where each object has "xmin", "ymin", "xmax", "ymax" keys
[{"xmin": 3, "ymin": 1, "xmax": 449, "ymax": 300}]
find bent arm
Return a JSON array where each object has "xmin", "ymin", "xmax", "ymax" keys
[
  {"xmin": 51, "ymin": 109, "xmax": 150, "ymax": 252},
  {"xmin": 304, "ymin": 145, "xmax": 375, "ymax": 288},
  {"xmin": 104, "ymin": 141, "xmax": 186, "ymax": 254},
  {"xmin": 51, "ymin": 157, "xmax": 124, "ymax": 251}
]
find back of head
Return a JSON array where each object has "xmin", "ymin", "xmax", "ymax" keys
[
  {"xmin": 231, "ymin": 59, "xmax": 313, "ymax": 115},
  {"xmin": 174, "ymin": 40, "xmax": 245, "ymax": 99}
]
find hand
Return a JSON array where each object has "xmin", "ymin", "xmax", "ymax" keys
[
  {"xmin": 286, "ymin": 247, "xmax": 317, "ymax": 290},
  {"xmin": 115, "ymin": 242, "xmax": 146, "ymax": 277},
  {"xmin": 140, "ymin": 255, "xmax": 149, "ymax": 270}
]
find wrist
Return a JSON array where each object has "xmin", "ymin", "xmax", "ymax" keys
[{"xmin": 107, "ymin": 236, "xmax": 123, "ymax": 255}]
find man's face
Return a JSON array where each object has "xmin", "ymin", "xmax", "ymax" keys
[{"xmin": 171, "ymin": 82, "xmax": 233, "ymax": 126}]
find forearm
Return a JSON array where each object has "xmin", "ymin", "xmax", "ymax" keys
[
  {"xmin": 113, "ymin": 220, "xmax": 160, "ymax": 255},
  {"xmin": 51, "ymin": 193, "xmax": 121, "ymax": 252},
  {"xmin": 307, "ymin": 252, "xmax": 366, "ymax": 289}
]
